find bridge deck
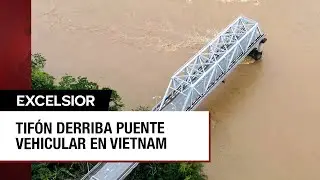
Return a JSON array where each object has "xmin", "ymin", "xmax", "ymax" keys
[
  {"xmin": 81, "ymin": 163, "xmax": 138, "ymax": 180},
  {"xmin": 81, "ymin": 16, "xmax": 266, "ymax": 180}
]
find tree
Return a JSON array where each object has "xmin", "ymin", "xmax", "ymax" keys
[
  {"xmin": 126, "ymin": 163, "xmax": 207, "ymax": 180},
  {"xmin": 31, "ymin": 53, "xmax": 124, "ymax": 111},
  {"xmin": 31, "ymin": 54, "xmax": 124, "ymax": 180},
  {"xmin": 32, "ymin": 162, "xmax": 96, "ymax": 180},
  {"xmin": 127, "ymin": 106, "xmax": 207, "ymax": 180},
  {"xmin": 31, "ymin": 54, "xmax": 55, "ymax": 90},
  {"xmin": 31, "ymin": 54, "xmax": 207, "ymax": 180}
]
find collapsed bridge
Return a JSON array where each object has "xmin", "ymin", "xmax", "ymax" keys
[{"xmin": 81, "ymin": 16, "xmax": 267, "ymax": 180}]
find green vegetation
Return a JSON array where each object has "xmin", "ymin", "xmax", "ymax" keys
[
  {"xmin": 31, "ymin": 54, "xmax": 207, "ymax": 180},
  {"xmin": 31, "ymin": 53, "xmax": 123, "ymax": 180},
  {"xmin": 31, "ymin": 53, "xmax": 124, "ymax": 111},
  {"xmin": 129, "ymin": 106, "xmax": 207, "ymax": 180},
  {"xmin": 132, "ymin": 105, "xmax": 150, "ymax": 111},
  {"xmin": 32, "ymin": 163, "xmax": 96, "ymax": 180},
  {"xmin": 126, "ymin": 163, "xmax": 206, "ymax": 180}
]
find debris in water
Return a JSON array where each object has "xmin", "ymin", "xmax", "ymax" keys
[
  {"xmin": 218, "ymin": 0, "xmax": 260, "ymax": 6},
  {"xmin": 241, "ymin": 57, "xmax": 256, "ymax": 64}
]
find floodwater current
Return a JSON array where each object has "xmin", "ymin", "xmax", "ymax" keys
[{"xmin": 32, "ymin": 0, "xmax": 320, "ymax": 179}]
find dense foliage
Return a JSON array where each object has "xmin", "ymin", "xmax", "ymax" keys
[
  {"xmin": 126, "ymin": 163, "xmax": 206, "ymax": 180},
  {"xmin": 31, "ymin": 53, "xmax": 124, "ymax": 111},
  {"xmin": 129, "ymin": 106, "xmax": 207, "ymax": 180},
  {"xmin": 31, "ymin": 54, "xmax": 207, "ymax": 180},
  {"xmin": 31, "ymin": 53, "xmax": 123, "ymax": 180},
  {"xmin": 32, "ymin": 163, "xmax": 96, "ymax": 180}
]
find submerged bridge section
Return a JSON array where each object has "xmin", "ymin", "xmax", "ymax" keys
[{"xmin": 81, "ymin": 16, "xmax": 267, "ymax": 180}]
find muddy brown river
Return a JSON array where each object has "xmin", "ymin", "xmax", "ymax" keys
[{"xmin": 32, "ymin": 0, "xmax": 320, "ymax": 179}]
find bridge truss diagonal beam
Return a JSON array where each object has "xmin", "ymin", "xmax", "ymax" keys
[
  {"xmin": 153, "ymin": 16, "xmax": 264, "ymax": 111},
  {"xmin": 81, "ymin": 16, "xmax": 266, "ymax": 180}
]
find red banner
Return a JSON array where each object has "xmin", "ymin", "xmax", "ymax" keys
[{"xmin": 0, "ymin": 0, "xmax": 31, "ymax": 179}]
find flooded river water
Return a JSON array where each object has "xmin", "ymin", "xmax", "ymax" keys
[{"xmin": 32, "ymin": 0, "xmax": 320, "ymax": 179}]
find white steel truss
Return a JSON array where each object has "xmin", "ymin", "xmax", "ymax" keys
[
  {"xmin": 81, "ymin": 16, "xmax": 266, "ymax": 180},
  {"xmin": 153, "ymin": 16, "xmax": 265, "ymax": 111}
]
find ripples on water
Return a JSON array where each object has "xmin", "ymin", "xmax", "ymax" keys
[{"xmin": 34, "ymin": 0, "xmax": 320, "ymax": 179}]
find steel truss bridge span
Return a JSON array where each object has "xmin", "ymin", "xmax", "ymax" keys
[{"xmin": 81, "ymin": 16, "xmax": 267, "ymax": 180}]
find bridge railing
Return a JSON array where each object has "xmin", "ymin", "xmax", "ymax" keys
[
  {"xmin": 153, "ymin": 16, "xmax": 264, "ymax": 111},
  {"xmin": 81, "ymin": 15, "xmax": 266, "ymax": 180}
]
